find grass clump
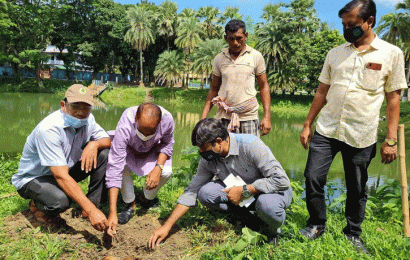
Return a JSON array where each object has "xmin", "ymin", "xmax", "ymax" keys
[{"xmin": 0, "ymin": 78, "xmax": 91, "ymax": 93}]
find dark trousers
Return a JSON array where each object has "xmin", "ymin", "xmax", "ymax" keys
[
  {"xmin": 17, "ymin": 149, "xmax": 109, "ymax": 215},
  {"xmin": 304, "ymin": 132, "xmax": 376, "ymax": 237}
]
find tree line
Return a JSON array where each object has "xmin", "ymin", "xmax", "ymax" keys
[{"xmin": 0, "ymin": 0, "xmax": 409, "ymax": 92}]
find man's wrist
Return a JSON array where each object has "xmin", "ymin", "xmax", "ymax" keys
[{"xmin": 385, "ymin": 138, "xmax": 397, "ymax": 146}]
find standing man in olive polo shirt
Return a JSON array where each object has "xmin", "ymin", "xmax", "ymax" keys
[
  {"xmin": 201, "ymin": 19, "xmax": 272, "ymax": 137},
  {"xmin": 298, "ymin": 0, "xmax": 407, "ymax": 254}
]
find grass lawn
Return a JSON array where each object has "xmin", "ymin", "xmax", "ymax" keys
[{"xmin": 1, "ymin": 87, "xmax": 410, "ymax": 259}]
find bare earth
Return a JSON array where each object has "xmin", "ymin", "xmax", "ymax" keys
[{"xmin": 1, "ymin": 208, "xmax": 192, "ymax": 260}]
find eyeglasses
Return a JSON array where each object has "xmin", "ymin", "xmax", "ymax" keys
[{"xmin": 67, "ymin": 102, "xmax": 92, "ymax": 112}]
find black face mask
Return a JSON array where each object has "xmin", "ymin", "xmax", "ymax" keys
[
  {"xmin": 199, "ymin": 149, "xmax": 221, "ymax": 161},
  {"xmin": 343, "ymin": 24, "xmax": 365, "ymax": 43}
]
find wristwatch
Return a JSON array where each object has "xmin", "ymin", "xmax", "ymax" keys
[
  {"xmin": 155, "ymin": 164, "xmax": 164, "ymax": 172},
  {"xmin": 385, "ymin": 139, "xmax": 397, "ymax": 146},
  {"xmin": 242, "ymin": 185, "xmax": 252, "ymax": 198}
]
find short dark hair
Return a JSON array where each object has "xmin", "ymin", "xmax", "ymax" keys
[
  {"xmin": 338, "ymin": 0, "xmax": 376, "ymax": 28},
  {"xmin": 225, "ymin": 19, "xmax": 246, "ymax": 34},
  {"xmin": 191, "ymin": 118, "xmax": 229, "ymax": 147},
  {"xmin": 136, "ymin": 103, "xmax": 162, "ymax": 124}
]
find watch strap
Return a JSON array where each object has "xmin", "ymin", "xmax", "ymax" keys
[
  {"xmin": 155, "ymin": 163, "xmax": 164, "ymax": 172},
  {"xmin": 385, "ymin": 139, "xmax": 397, "ymax": 146}
]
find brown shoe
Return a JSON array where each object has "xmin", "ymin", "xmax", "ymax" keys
[
  {"xmin": 34, "ymin": 210, "xmax": 52, "ymax": 223},
  {"xmin": 29, "ymin": 200, "xmax": 38, "ymax": 213}
]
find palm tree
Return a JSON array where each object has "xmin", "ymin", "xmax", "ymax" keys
[
  {"xmin": 197, "ymin": 6, "xmax": 222, "ymax": 39},
  {"xmin": 178, "ymin": 7, "xmax": 197, "ymax": 20},
  {"xmin": 396, "ymin": 0, "xmax": 410, "ymax": 13},
  {"xmin": 255, "ymin": 23, "xmax": 286, "ymax": 75},
  {"xmin": 156, "ymin": 0, "xmax": 178, "ymax": 50},
  {"xmin": 261, "ymin": 3, "xmax": 282, "ymax": 22},
  {"xmin": 191, "ymin": 39, "xmax": 226, "ymax": 88},
  {"xmin": 175, "ymin": 16, "xmax": 202, "ymax": 89},
  {"xmin": 124, "ymin": 6, "xmax": 156, "ymax": 87},
  {"xmin": 219, "ymin": 7, "xmax": 242, "ymax": 24},
  {"xmin": 396, "ymin": 0, "xmax": 410, "ymax": 83},
  {"xmin": 376, "ymin": 12, "xmax": 410, "ymax": 45},
  {"xmin": 154, "ymin": 50, "xmax": 185, "ymax": 88}
]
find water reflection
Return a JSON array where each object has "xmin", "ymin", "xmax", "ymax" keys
[{"xmin": 0, "ymin": 93, "xmax": 408, "ymax": 188}]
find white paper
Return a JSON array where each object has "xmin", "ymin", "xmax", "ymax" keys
[{"xmin": 223, "ymin": 174, "xmax": 255, "ymax": 208}]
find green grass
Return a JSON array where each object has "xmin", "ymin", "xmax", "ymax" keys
[
  {"xmin": 0, "ymin": 78, "xmax": 91, "ymax": 93},
  {"xmin": 99, "ymin": 86, "xmax": 146, "ymax": 108},
  {"xmin": 3, "ymin": 150, "xmax": 409, "ymax": 259},
  {"xmin": 2, "ymin": 88, "xmax": 410, "ymax": 259}
]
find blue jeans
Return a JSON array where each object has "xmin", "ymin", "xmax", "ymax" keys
[
  {"xmin": 304, "ymin": 132, "xmax": 376, "ymax": 237},
  {"xmin": 197, "ymin": 180, "xmax": 292, "ymax": 235}
]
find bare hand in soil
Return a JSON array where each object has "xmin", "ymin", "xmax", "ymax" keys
[
  {"xmin": 88, "ymin": 208, "xmax": 109, "ymax": 232},
  {"xmin": 107, "ymin": 214, "xmax": 118, "ymax": 237},
  {"xmin": 148, "ymin": 226, "xmax": 170, "ymax": 249},
  {"xmin": 146, "ymin": 167, "xmax": 161, "ymax": 190}
]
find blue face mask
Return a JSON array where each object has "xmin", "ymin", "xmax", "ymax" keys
[{"xmin": 65, "ymin": 113, "xmax": 88, "ymax": 129}]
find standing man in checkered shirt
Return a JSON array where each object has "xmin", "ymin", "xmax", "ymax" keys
[{"xmin": 201, "ymin": 19, "xmax": 272, "ymax": 137}]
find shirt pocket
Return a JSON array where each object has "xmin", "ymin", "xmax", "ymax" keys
[{"xmin": 360, "ymin": 67, "xmax": 381, "ymax": 91}]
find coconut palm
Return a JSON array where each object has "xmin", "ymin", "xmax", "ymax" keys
[
  {"xmin": 124, "ymin": 6, "xmax": 156, "ymax": 86},
  {"xmin": 396, "ymin": 0, "xmax": 410, "ymax": 13},
  {"xmin": 154, "ymin": 50, "xmax": 185, "ymax": 88},
  {"xmin": 376, "ymin": 12, "xmax": 410, "ymax": 45},
  {"xmin": 191, "ymin": 39, "xmax": 226, "ymax": 88},
  {"xmin": 175, "ymin": 16, "xmax": 203, "ymax": 89},
  {"xmin": 156, "ymin": 0, "xmax": 178, "ymax": 50}
]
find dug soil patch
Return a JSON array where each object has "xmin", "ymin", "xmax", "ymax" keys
[{"xmin": 1, "ymin": 208, "xmax": 191, "ymax": 259}]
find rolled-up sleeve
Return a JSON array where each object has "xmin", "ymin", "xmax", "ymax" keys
[
  {"xmin": 158, "ymin": 117, "xmax": 174, "ymax": 158},
  {"xmin": 106, "ymin": 126, "xmax": 129, "ymax": 189},
  {"xmin": 249, "ymin": 139, "xmax": 290, "ymax": 193},
  {"xmin": 177, "ymin": 159, "xmax": 214, "ymax": 207},
  {"xmin": 36, "ymin": 127, "xmax": 67, "ymax": 167}
]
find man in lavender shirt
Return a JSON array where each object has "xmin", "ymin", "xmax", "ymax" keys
[{"xmin": 105, "ymin": 103, "xmax": 174, "ymax": 235}]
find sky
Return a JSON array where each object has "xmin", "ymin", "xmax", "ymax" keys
[{"xmin": 116, "ymin": 0, "xmax": 402, "ymax": 33}]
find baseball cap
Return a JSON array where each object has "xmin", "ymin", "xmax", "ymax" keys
[{"xmin": 65, "ymin": 84, "xmax": 94, "ymax": 106}]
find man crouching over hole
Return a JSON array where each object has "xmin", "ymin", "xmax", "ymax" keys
[{"xmin": 148, "ymin": 118, "xmax": 292, "ymax": 249}]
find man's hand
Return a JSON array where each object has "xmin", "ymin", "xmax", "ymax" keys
[
  {"xmin": 107, "ymin": 213, "xmax": 118, "ymax": 237},
  {"xmin": 381, "ymin": 141, "xmax": 397, "ymax": 164},
  {"xmin": 80, "ymin": 141, "xmax": 98, "ymax": 173},
  {"xmin": 87, "ymin": 208, "xmax": 109, "ymax": 232},
  {"xmin": 146, "ymin": 166, "xmax": 161, "ymax": 190},
  {"xmin": 260, "ymin": 116, "xmax": 272, "ymax": 136},
  {"xmin": 300, "ymin": 125, "xmax": 313, "ymax": 150},
  {"xmin": 148, "ymin": 225, "xmax": 170, "ymax": 249},
  {"xmin": 223, "ymin": 186, "xmax": 243, "ymax": 205}
]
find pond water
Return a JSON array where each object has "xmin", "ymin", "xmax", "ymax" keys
[{"xmin": 1, "ymin": 93, "xmax": 409, "ymax": 190}]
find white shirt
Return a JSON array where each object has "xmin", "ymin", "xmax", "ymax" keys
[
  {"xmin": 12, "ymin": 110, "xmax": 108, "ymax": 190},
  {"xmin": 317, "ymin": 36, "xmax": 407, "ymax": 148}
]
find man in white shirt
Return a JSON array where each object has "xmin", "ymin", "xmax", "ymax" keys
[
  {"xmin": 12, "ymin": 84, "xmax": 111, "ymax": 233},
  {"xmin": 299, "ymin": 0, "xmax": 407, "ymax": 254}
]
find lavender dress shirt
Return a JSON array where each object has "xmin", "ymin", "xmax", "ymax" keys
[{"xmin": 106, "ymin": 106, "xmax": 174, "ymax": 189}]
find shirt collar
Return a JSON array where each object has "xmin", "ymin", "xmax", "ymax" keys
[
  {"xmin": 222, "ymin": 45, "xmax": 251, "ymax": 58},
  {"xmin": 225, "ymin": 133, "xmax": 239, "ymax": 158},
  {"xmin": 345, "ymin": 34, "xmax": 382, "ymax": 50}
]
